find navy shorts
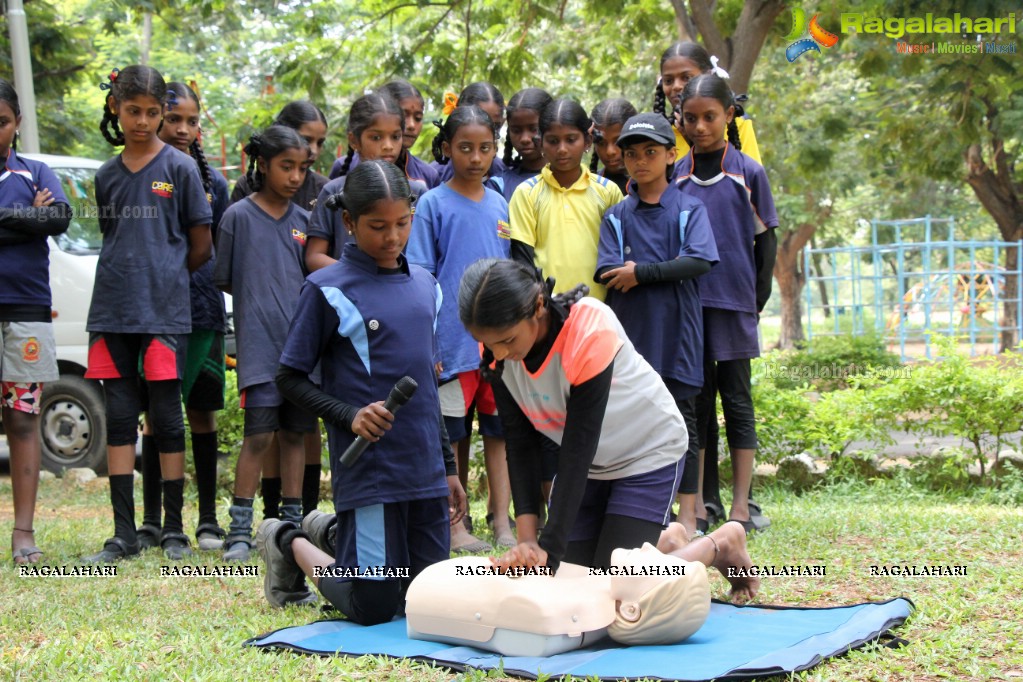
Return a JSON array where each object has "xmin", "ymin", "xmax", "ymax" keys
[
  {"xmin": 564, "ymin": 460, "xmax": 682, "ymax": 543},
  {"xmin": 443, "ymin": 413, "xmax": 503, "ymax": 443},
  {"xmin": 241, "ymin": 381, "xmax": 318, "ymax": 436},
  {"xmin": 329, "ymin": 497, "xmax": 450, "ymax": 583}
]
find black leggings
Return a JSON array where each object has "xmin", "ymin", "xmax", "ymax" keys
[
  {"xmin": 675, "ymin": 395, "xmax": 699, "ymax": 494},
  {"xmin": 316, "ymin": 578, "xmax": 403, "ymax": 626},
  {"xmin": 696, "ymin": 358, "xmax": 757, "ymax": 450},
  {"xmin": 105, "ymin": 378, "xmax": 185, "ymax": 453},
  {"xmin": 562, "ymin": 513, "xmax": 664, "ymax": 570},
  {"xmin": 697, "ymin": 358, "xmax": 756, "ymax": 507}
]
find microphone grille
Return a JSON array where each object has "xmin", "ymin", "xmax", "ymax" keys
[{"xmin": 392, "ymin": 376, "xmax": 419, "ymax": 404}]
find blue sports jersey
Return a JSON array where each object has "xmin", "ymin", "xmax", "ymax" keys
[
  {"xmin": 674, "ymin": 143, "xmax": 778, "ymax": 313},
  {"xmin": 597, "ymin": 190, "xmax": 719, "ymax": 389},
  {"xmin": 189, "ymin": 170, "xmax": 230, "ymax": 332},
  {"xmin": 0, "ymin": 151, "xmax": 70, "ymax": 307},
  {"xmin": 405, "ymin": 183, "xmax": 510, "ymax": 380},
  {"xmin": 213, "ymin": 197, "xmax": 309, "ymax": 390},
  {"xmin": 87, "ymin": 145, "xmax": 212, "ymax": 334},
  {"xmin": 280, "ymin": 243, "xmax": 449, "ymax": 512},
  {"xmin": 496, "ymin": 164, "xmax": 539, "ymax": 203}
]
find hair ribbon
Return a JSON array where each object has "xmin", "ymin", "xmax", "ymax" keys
[
  {"xmin": 710, "ymin": 56, "xmax": 730, "ymax": 79},
  {"xmin": 442, "ymin": 91, "xmax": 459, "ymax": 116},
  {"xmin": 99, "ymin": 68, "xmax": 120, "ymax": 91}
]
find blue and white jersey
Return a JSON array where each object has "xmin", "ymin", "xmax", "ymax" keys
[{"xmin": 280, "ymin": 243, "xmax": 448, "ymax": 511}]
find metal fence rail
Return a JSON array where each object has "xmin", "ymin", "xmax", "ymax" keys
[{"xmin": 804, "ymin": 216, "xmax": 1023, "ymax": 360}]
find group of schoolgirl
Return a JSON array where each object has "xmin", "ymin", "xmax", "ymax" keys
[
  {"xmin": 249, "ymin": 43, "xmax": 775, "ymax": 614},
  {"xmin": 4, "ymin": 38, "xmax": 775, "ymax": 619}
]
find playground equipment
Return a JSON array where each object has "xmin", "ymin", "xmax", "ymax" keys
[{"xmin": 804, "ymin": 216, "xmax": 1023, "ymax": 360}]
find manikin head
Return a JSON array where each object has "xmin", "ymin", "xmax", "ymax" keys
[{"xmin": 607, "ymin": 543, "xmax": 711, "ymax": 646}]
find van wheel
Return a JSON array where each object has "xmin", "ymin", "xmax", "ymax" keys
[{"xmin": 39, "ymin": 376, "xmax": 107, "ymax": 475}]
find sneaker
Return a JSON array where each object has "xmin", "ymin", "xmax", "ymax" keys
[
  {"xmin": 255, "ymin": 519, "xmax": 316, "ymax": 608},
  {"xmin": 137, "ymin": 523, "xmax": 162, "ymax": 550},
  {"xmin": 301, "ymin": 510, "xmax": 336, "ymax": 555},
  {"xmin": 223, "ymin": 537, "xmax": 252, "ymax": 562},
  {"xmin": 82, "ymin": 536, "xmax": 140, "ymax": 563},
  {"xmin": 195, "ymin": 523, "xmax": 226, "ymax": 551},
  {"xmin": 160, "ymin": 531, "xmax": 194, "ymax": 561}
]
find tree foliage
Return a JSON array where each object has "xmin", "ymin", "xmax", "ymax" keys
[{"xmin": 6, "ymin": 0, "xmax": 1020, "ymax": 350}]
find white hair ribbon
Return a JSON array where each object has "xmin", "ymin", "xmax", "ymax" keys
[{"xmin": 710, "ymin": 55, "xmax": 730, "ymax": 79}]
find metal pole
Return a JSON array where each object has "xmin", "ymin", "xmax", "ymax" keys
[{"xmin": 6, "ymin": 0, "xmax": 41, "ymax": 153}]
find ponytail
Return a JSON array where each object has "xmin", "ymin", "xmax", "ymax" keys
[
  {"xmin": 336, "ymin": 147, "xmax": 356, "ymax": 178},
  {"xmin": 653, "ymin": 78, "xmax": 669, "ymax": 121},
  {"xmin": 430, "ymin": 119, "xmax": 448, "ymax": 164},
  {"xmin": 190, "ymin": 138, "xmax": 214, "ymax": 194}
]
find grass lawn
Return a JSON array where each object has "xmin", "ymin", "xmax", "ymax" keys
[{"xmin": 2, "ymin": 474, "xmax": 1022, "ymax": 681}]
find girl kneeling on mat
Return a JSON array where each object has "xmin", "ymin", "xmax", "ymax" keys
[
  {"xmin": 261, "ymin": 160, "xmax": 466, "ymax": 621},
  {"xmin": 457, "ymin": 258, "xmax": 686, "ymax": 574}
]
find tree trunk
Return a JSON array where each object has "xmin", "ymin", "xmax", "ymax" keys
[
  {"xmin": 964, "ymin": 141, "xmax": 1023, "ymax": 351},
  {"xmin": 140, "ymin": 12, "xmax": 152, "ymax": 65},
  {"xmin": 667, "ymin": 0, "xmax": 696, "ymax": 41},
  {"xmin": 775, "ymin": 222, "xmax": 816, "ymax": 349},
  {"xmin": 685, "ymin": 0, "xmax": 786, "ymax": 94}
]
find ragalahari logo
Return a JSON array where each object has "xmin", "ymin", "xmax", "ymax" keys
[{"xmin": 785, "ymin": 8, "xmax": 840, "ymax": 62}]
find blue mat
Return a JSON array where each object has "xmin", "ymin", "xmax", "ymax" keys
[{"xmin": 246, "ymin": 598, "xmax": 914, "ymax": 681}]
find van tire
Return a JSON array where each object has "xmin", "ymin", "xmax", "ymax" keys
[{"xmin": 39, "ymin": 376, "xmax": 107, "ymax": 475}]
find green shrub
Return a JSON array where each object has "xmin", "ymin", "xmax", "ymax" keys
[
  {"xmin": 897, "ymin": 336, "xmax": 1023, "ymax": 479},
  {"xmin": 758, "ymin": 333, "xmax": 902, "ymax": 391},
  {"xmin": 751, "ymin": 381, "xmax": 814, "ymax": 463},
  {"xmin": 904, "ymin": 446, "xmax": 973, "ymax": 492}
]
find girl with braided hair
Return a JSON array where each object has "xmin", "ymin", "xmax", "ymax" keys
[
  {"xmin": 230, "ymin": 100, "xmax": 328, "ymax": 210},
  {"xmin": 677, "ymin": 73, "xmax": 779, "ymax": 536},
  {"xmin": 430, "ymin": 81, "xmax": 506, "ymax": 184},
  {"xmin": 654, "ymin": 41, "xmax": 762, "ymax": 165},
  {"xmin": 406, "ymin": 105, "xmax": 513, "ymax": 553},
  {"xmin": 589, "ymin": 98, "xmax": 637, "ymax": 195},
  {"xmin": 84, "ymin": 65, "xmax": 213, "ymax": 562},
  {"xmin": 328, "ymin": 80, "xmax": 440, "ymax": 189},
  {"xmin": 230, "ymin": 100, "xmax": 329, "ymax": 523},
  {"xmin": 497, "ymin": 87, "xmax": 552, "ymax": 202},
  {"xmin": 133, "ymin": 82, "xmax": 232, "ymax": 553},
  {"xmin": 306, "ymin": 92, "xmax": 430, "ymax": 273},
  {"xmin": 213, "ymin": 126, "xmax": 319, "ymax": 568}
]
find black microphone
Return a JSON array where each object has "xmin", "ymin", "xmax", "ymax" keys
[{"xmin": 339, "ymin": 376, "xmax": 418, "ymax": 468}]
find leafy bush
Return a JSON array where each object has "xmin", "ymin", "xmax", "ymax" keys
[
  {"xmin": 759, "ymin": 333, "xmax": 902, "ymax": 391},
  {"xmin": 751, "ymin": 353, "xmax": 902, "ymax": 463},
  {"xmin": 751, "ymin": 382, "xmax": 814, "ymax": 463},
  {"xmin": 896, "ymin": 336, "xmax": 1023, "ymax": 479}
]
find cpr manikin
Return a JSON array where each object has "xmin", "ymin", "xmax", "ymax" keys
[{"xmin": 405, "ymin": 543, "xmax": 710, "ymax": 656}]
